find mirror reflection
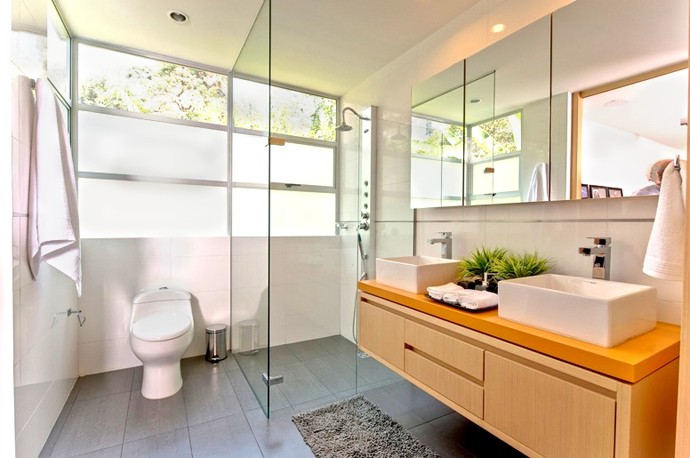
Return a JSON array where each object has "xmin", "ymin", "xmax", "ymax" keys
[
  {"xmin": 410, "ymin": 16, "xmax": 551, "ymax": 208},
  {"xmin": 553, "ymin": 0, "xmax": 688, "ymax": 200}
]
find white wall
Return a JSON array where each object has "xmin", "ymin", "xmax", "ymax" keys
[
  {"xmin": 339, "ymin": 0, "xmax": 682, "ymax": 325},
  {"xmin": 231, "ymin": 236, "xmax": 343, "ymax": 351},
  {"xmin": 582, "ymin": 119, "xmax": 685, "ymax": 196},
  {"xmin": 11, "ymin": 29, "xmax": 80, "ymax": 458},
  {"xmin": 416, "ymin": 197, "xmax": 682, "ymax": 324},
  {"xmin": 79, "ymin": 237, "xmax": 230, "ymax": 375}
]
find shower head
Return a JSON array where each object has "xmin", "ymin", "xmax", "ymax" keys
[
  {"xmin": 336, "ymin": 107, "xmax": 370, "ymax": 132},
  {"xmin": 335, "ymin": 122, "xmax": 353, "ymax": 132}
]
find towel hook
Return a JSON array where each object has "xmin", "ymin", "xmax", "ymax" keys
[{"xmin": 674, "ymin": 155, "xmax": 680, "ymax": 171}]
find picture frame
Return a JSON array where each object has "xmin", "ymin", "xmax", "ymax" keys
[
  {"xmin": 580, "ymin": 184, "xmax": 591, "ymax": 199},
  {"xmin": 590, "ymin": 185, "xmax": 608, "ymax": 199},
  {"xmin": 606, "ymin": 187, "xmax": 623, "ymax": 198}
]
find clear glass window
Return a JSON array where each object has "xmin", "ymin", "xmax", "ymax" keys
[
  {"xmin": 78, "ymin": 44, "xmax": 228, "ymax": 125},
  {"xmin": 470, "ymin": 112, "xmax": 522, "ymax": 160}
]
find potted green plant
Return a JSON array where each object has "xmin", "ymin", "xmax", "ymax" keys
[
  {"xmin": 457, "ymin": 246, "xmax": 508, "ymax": 288},
  {"xmin": 493, "ymin": 250, "xmax": 553, "ymax": 280}
]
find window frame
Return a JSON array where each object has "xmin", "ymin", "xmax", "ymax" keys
[
  {"xmin": 466, "ymin": 109, "xmax": 523, "ymax": 205},
  {"xmin": 73, "ymin": 41, "xmax": 339, "ymax": 238}
]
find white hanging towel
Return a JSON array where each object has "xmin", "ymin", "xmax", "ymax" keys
[
  {"xmin": 28, "ymin": 79, "xmax": 82, "ymax": 295},
  {"xmin": 643, "ymin": 160, "xmax": 686, "ymax": 281},
  {"xmin": 12, "ymin": 76, "xmax": 35, "ymax": 215},
  {"xmin": 527, "ymin": 162, "xmax": 548, "ymax": 202}
]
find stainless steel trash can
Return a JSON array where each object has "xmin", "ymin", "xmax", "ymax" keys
[
  {"xmin": 205, "ymin": 324, "xmax": 227, "ymax": 363},
  {"xmin": 239, "ymin": 319, "xmax": 259, "ymax": 355}
]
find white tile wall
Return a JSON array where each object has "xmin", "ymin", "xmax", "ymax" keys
[
  {"xmin": 12, "ymin": 32, "xmax": 80, "ymax": 458},
  {"xmin": 416, "ymin": 197, "xmax": 683, "ymax": 324},
  {"xmin": 78, "ymin": 237, "xmax": 231, "ymax": 375}
]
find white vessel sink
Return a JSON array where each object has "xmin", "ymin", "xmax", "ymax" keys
[
  {"xmin": 498, "ymin": 274, "xmax": 657, "ymax": 347},
  {"xmin": 376, "ymin": 256, "xmax": 458, "ymax": 294}
]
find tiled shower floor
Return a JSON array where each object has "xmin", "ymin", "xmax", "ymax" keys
[{"xmin": 40, "ymin": 336, "xmax": 523, "ymax": 457}]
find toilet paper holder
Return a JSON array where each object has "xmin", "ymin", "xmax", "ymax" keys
[{"xmin": 58, "ymin": 308, "xmax": 86, "ymax": 326}]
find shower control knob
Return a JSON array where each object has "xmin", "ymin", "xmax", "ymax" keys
[{"xmin": 358, "ymin": 222, "xmax": 370, "ymax": 231}]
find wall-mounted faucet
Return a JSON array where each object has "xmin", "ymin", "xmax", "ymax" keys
[
  {"xmin": 578, "ymin": 237, "xmax": 612, "ymax": 280},
  {"xmin": 428, "ymin": 232, "xmax": 453, "ymax": 259}
]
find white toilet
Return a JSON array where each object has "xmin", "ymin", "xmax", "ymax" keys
[{"xmin": 129, "ymin": 287, "xmax": 194, "ymax": 399}]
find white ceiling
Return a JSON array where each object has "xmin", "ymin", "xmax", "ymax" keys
[{"xmin": 15, "ymin": 0, "xmax": 482, "ymax": 97}]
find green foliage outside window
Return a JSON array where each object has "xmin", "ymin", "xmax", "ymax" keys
[
  {"xmin": 80, "ymin": 61, "xmax": 228, "ymax": 125},
  {"xmin": 470, "ymin": 112, "xmax": 521, "ymax": 160},
  {"xmin": 411, "ymin": 117, "xmax": 464, "ymax": 160}
]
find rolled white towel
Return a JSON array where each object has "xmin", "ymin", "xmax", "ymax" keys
[
  {"xmin": 441, "ymin": 289, "xmax": 479, "ymax": 305},
  {"xmin": 458, "ymin": 291, "xmax": 499, "ymax": 310},
  {"xmin": 427, "ymin": 282, "xmax": 464, "ymax": 300}
]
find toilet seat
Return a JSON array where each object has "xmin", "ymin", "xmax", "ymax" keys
[{"xmin": 132, "ymin": 313, "xmax": 192, "ymax": 342}]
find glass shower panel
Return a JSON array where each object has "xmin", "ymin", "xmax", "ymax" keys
[{"xmin": 231, "ymin": 0, "xmax": 271, "ymax": 416}]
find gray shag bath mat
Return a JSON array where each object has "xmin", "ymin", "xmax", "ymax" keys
[{"xmin": 292, "ymin": 395, "xmax": 440, "ymax": 457}]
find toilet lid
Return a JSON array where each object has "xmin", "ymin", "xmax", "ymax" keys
[{"xmin": 132, "ymin": 314, "xmax": 192, "ymax": 342}]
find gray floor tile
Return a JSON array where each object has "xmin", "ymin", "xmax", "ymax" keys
[
  {"xmin": 357, "ymin": 386, "xmax": 427, "ymax": 429},
  {"xmin": 245, "ymin": 407, "xmax": 314, "ymax": 458},
  {"xmin": 50, "ymin": 392, "xmax": 130, "ymax": 458},
  {"xmin": 383, "ymin": 379, "xmax": 454, "ymax": 422},
  {"xmin": 227, "ymin": 368, "xmax": 262, "ymax": 412},
  {"xmin": 72, "ymin": 445, "xmax": 123, "ymax": 458},
  {"xmin": 39, "ymin": 398, "xmax": 74, "ymax": 457},
  {"xmin": 189, "ymin": 413, "xmax": 263, "ymax": 457},
  {"xmin": 132, "ymin": 366, "xmax": 143, "ymax": 392},
  {"xmin": 317, "ymin": 335, "xmax": 357, "ymax": 355},
  {"xmin": 124, "ymin": 390, "xmax": 187, "ymax": 442},
  {"xmin": 292, "ymin": 394, "xmax": 338, "ymax": 414},
  {"xmin": 182, "ymin": 371, "xmax": 243, "ymax": 426},
  {"xmin": 181, "ymin": 355, "xmax": 225, "ymax": 380},
  {"xmin": 121, "ymin": 427, "xmax": 192, "ymax": 458},
  {"xmin": 222, "ymin": 354, "xmax": 239, "ymax": 372},
  {"xmin": 419, "ymin": 413, "xmax": 525, "ymax": 458},
  {"xmin": 408, "ymin": 421, "xmax": 474, "ymax": 458},
  {"xmin": 286, "ymin": 340, "xmax": 330, "ymax": 362},
  {"xmin": 272, "ymin": 362, "xmax": 331, "ymax": 406},
  {"xmin": 302, "ymin": 356, "xmax": 357, "ymax": 395},
  {"xmin": 75, "ymin": 368, "xmax": 135, "ymax": 401},
  {"xmin": 234, "ymin": 348, "xmax": 268, "ymax": 372}
]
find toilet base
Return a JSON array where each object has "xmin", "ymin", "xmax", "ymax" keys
[{"xmin": 141, "ymin": 362, "xmax": 183, "ymax": 399}]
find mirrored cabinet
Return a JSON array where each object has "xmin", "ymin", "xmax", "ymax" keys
[{"xmin": 410, "ymin": 0, "xmax": 688, "ymax": 208}]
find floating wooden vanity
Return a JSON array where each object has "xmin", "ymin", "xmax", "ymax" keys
[{"xmin": 358, "ymin": 280, "xmax": 680, "ymax": 458}]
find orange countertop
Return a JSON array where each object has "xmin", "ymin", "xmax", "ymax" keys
[{"xmin": 358, "ymin": 280, "xmax": 680, "ymax": 384}]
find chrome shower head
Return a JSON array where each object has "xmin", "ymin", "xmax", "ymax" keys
[{"xmin": 336, "ymin": 107, "xmax": 370, "ymax": 133}]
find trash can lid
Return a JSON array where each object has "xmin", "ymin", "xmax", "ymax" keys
[{"xmin": 206, "ymin": 324, "xmax": 227, "ymax": 334}]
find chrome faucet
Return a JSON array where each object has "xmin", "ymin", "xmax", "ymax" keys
[
  {"xmin": 428, "ymin": 232, "xmax": 453, "ymax": 259},
  {"xmin": 578, "ymin": 237, "xmax": 612, "ymax": 280}
]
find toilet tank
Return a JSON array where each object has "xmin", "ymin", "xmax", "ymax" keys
[{"xmin": 132, "ymin": 287, "xmax": 193, "ymax": 321}]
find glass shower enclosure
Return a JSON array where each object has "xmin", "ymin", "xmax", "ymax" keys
[{"xmin": 230, "ymin": 0, "xmax": 377, "ymax": 416}]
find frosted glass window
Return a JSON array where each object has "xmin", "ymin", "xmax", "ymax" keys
[
  {"xmin": 232, "ymin": 188, "xmax": 334, "ymax": 236},
  {"xmin": 79, "ymin": 111, "xmax": 227, "ymax": 181},
  {"xmin": 79, "ymin": 179, "xmax": 227, "ymax": 238},
  {"xmin": 442, "ymin": 161, "xmax": 463, "ymax": 198},
  {"xmin": 270, "ymin": 191, "xmax": 335, "ymax": 236},
  {"xmin": 471, "ymin": 164, "xmax": 494, "ymax": 196},
  {"xmin": 232, "ymin": 187, "xmax": 269, "ymax": 237},
  {"xmin": 47, "ymin": 3, "xmax": 70, "ymax": 100},
  {"xmin": 232, "ymin": 133, "xmax": 268, "ymax": 184},
  {"xmin": 493, "ymin": 157, "xmax": 520, "ymax": 193},
  {"xmin": 271, "ymin": 142, "xmax": 334, "ymax": 187},
  {"xmin": 411, "ymin": 157, "xmax": 442, "ymax": 205}
]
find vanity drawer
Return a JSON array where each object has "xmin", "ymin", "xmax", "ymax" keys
[
  {"xmin": 405, "ymin": 349, "xmax": 484, "ymax": 418},
  {"xmin": 405, "ymin": 320, "xmax": 484, "ymax": 380}
]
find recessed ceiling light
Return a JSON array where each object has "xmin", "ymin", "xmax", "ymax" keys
[
  {"xmin": 168, "ymin": 10, "xmax": 189, "ymax": 24},
  {"xmin": 491, "ymin": 23, "xmax": 505, "ymax": 33},
  {"xmin": 470, "ymin": 98, "xmax": 481, "ymax": 104}
]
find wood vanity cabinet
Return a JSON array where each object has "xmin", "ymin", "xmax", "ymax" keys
[{"xmin": 358, "ymin": 289, "xmax": 679, "ymax": 458}]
